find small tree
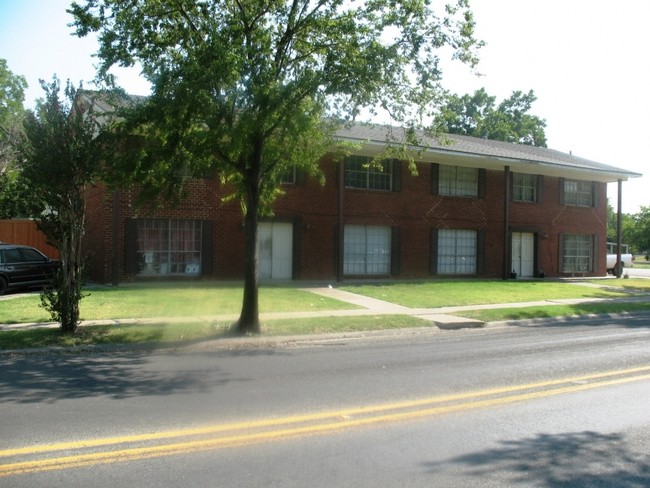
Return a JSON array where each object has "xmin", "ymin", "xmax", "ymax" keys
[
  {"xmin": 436, "ymin": 88, "xmax": 547, "ymax": 147},
  {"xmin": 19, "ymin": 78, "xmax": 105, "ymax": 333},
  {"xmin": 70, "ymin": 0, "xmax": 482, "ymax": 334}
]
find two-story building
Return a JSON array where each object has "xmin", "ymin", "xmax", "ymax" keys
[{"xmin": 82, "ymin": 121, "xmax": 641, "ymax": 284}]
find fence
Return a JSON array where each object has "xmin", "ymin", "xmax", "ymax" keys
[{"xmin": 0, "ymin": 219, "xmax": 60, "ymax": 259}]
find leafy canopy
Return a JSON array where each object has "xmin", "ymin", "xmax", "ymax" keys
[
  {"xmin": 69, "ymin": 0, "xmax": 482, "ymax": 208},
  {"xmin": 436, "ymin": 88, "xmax": 547, "ymax": 147},
  {"xmin": 0, "ymin": 59, "xmax": 28, "ymax": 172},
  {"xmin": 0, "ymin": 59, "xmax": 29, "ymax": 218}
]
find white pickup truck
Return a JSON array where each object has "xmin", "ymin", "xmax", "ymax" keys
[{"xmin": 606, "ymin": 242, "xmax": 633, "ymax": 274}]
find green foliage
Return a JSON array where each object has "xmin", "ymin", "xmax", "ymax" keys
[
  {"xmin": 607, "ymin": 202, "xmax": 650, "ymax": 254},
  {"xmin": 630, "ymin": 206, "xmax": 650, "ymax": 254},
  {"xmin": 436, "ymin": 88, "xmax": 547, "ymax": 146},
  {"xmin": 69, "ymin": 0, "xmax": 482, "ymax": 333},
  {"xmin": 0, "ymin": 59, "xmax": 28, "ymax": 210},
  {"xmin": 19, "ymin": 77, "xmax": 106, "ymax": 333},
  {"xmin": 0, "ymin": 170, "xmax": 35, "ymax": 218},
  {"xmin": 0, "ymin": 59, "xmax": 27, "ymax": 162}
]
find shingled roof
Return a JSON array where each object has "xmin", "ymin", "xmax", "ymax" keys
[
  {"xmin": 80, "ymin": 91, "xmax": 641, "ymax": 184},
  {"xmin": 336, "ymin": 123, "xmax": 641, "ymax": 183}
]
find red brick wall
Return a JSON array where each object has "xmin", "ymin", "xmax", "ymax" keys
[{"xmin": 82, "ymin": 157, "xmax": 609, "ymax": 283}]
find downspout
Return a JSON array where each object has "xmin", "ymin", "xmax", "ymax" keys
[
  {"xmin": 616, "ymin": 179, "xmax": 623, "ymax": 278},
  {"xmin": 337, "ymin": 160, "xmax": 345, "ymax": 282},
  {"xmin": 111, "ymin": 189, "xmax": 121, "ymax": 286},
  {"xmin": 503, "ymin": 166, "xmax": 511, "ymax": 280}
]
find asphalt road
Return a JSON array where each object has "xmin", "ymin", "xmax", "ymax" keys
[{"xmin": 1, "ymin": 314, "xmax": 649, "ymax": 487}]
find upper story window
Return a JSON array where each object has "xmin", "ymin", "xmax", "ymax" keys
[
  {"xmin": 512, "ymin": 173, "xmax": 539, "ymax": 202},
  {"xmin": 344, "ymin": 155, "xmax": 392, "ymax": 191},
  {"xmin": 278, "ymin": 166, "xmax": 296, "ymax": 185},
  {"xmin": 562, "ymin": 179, "xmax": 594, "ymax": 207},
  {"xmin": 439, "ymin": 165, "xmax": 478, "ymax": 197}
]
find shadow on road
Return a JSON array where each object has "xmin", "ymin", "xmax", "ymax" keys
[
  {"xmin": 0, "ymin": 350, "xmax": 261, "ymax": 404},
  {"xmin": 425, "ymin": 430, "xmax": 650, "ymax": 486}
]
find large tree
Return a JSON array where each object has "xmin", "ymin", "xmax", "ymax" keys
[
  {"xmin": 0, "ymin": 59, "xmax": 29, "ymax": 217},
  {"xmin": 436, "ymin": 88, "xmax": 547, "ymax": 146},
  {"xmin": 19, "ymin": 78, "xmax": 105, "ymax": 333},
  {"xmin": 69, "ymin": 0, "xmax": 482, "ymax": 334}
]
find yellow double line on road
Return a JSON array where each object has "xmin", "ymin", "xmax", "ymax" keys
[{"xmin": 2, "ymin": 365, "xmax": 650, "ymax": 477}]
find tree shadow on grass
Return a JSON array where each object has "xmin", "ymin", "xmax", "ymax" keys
[
  {"xmin": 425, "ymin": 431, "xmax": 650, "ymax": 487},
  {"xmin": 0, "ymin": 349, "xmax": 278, "ymax": 404}
]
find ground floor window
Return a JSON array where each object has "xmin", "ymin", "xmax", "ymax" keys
[
  {"xmin": 561, "ymin": 234, "xmax": 593, "ymax": 273},
  {"xmin": 137, "ymin": 219, "xmax": 202, "ymax": 276},
  {"xmin": 437, "ymin": 229, "xmax": 477, "ymax": 274},
  {"xmin": 344, "ymin": 225, "xmax": 391, "ymax": 275}
]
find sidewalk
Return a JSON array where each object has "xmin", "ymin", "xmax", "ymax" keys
[{"xmin": 3, "ymin": 285, "xmax": 650, "ymax": 333}]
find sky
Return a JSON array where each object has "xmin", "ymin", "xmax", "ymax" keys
[{"xmin": 1, "ymin": 0, "xmax": 647, "ymax": 213}]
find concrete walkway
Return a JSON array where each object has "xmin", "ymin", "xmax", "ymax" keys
[{"xmin": 3, "ymin": 284, "xmax": 650, "ymax": 332}]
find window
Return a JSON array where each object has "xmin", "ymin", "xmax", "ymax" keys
[
  {"xmin": 278, "ymin": 166, "xmax": 296, "ymax": 185},
  {"xmin": 20, "ymin": 248, "xmax": 47, "ymax": 262},
  {"xmin": 562, "ymin": 234, "xmax": 593, "ymax": 273},
  {"xmin": 437, "ymin": 229, "xmax": 477, "ymax": 274},
  {"xmin": 344, "ymin": 156, "xmax": 392, "ymax": 191},
  {"xmin": 512, "ymin": 173, "xmax": 538, "ymax": 202},
  {"xmin": 344, "ymin": 225, "xmax": 391, "ymax": 275},
  {"xmin": 439, "ymin": 165, "xmax": 478, "ymax": 197},
  {"xmin": 136, "ymin": 219, "xmax": 202, "ymax": 276},
  {"xmin": 562, "ymin": 179, "xmax": 593, "ymax": 207}
]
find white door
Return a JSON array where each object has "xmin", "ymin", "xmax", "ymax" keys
[
  {"xmin": 512, "ymin": 232, "xmax": 535, "ymax": 278},
  {"xmin": 258, "ymin": 222, "xmax": 293, "ymax": 279}
]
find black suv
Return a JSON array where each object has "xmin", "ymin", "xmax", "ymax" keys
[{"xmin": 0, "ymin": 243, "xmax": 60, "ymax": 294}]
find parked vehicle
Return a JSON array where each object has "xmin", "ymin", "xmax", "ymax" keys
[
  {"xmin": 0, "ymin": 243, "xmax": 60, "ymax": 294},
  {"xmin": 606, "ymin": 242, "xmax": 633, "ymax": 274}
]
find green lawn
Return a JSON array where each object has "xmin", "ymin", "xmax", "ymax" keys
[
  {"xmin": 455, "ymin": 300, "xmax": 650, "ymax": 323},
  {"xmin": 340, "ymin": 280, "xmax": 643, "ymax": 308},
  {"xmin": 2, "ymin": 279, "xmax": 650, "ymax": 350},
  {"xmin": 0, "ymin": 315, "xmax": 431, "ymax": 349},
  {"xmin": 0, "ymin": 283, "xmax": 357, "ymax": 324}
]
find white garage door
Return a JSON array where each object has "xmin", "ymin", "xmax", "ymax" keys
[{"xmin": 258, "ymin": 222, "xmax": 293, "ymax": 280}]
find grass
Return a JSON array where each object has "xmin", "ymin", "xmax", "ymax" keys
[
  {"xmin": 2, "ymin": 279, "xmax": 650, "ymax": 350},
  {"xmin": 340, "ymin": 280, "xmax": 640, "ymax": 308},
  {"xmin": 455, "ymin": 300, "xmax": 650, "ymax": 323},
  {"xmin": 0, "ymin": 315, "xmax": 431, "ymax": 350},
  {"xmin": 0, "ymin": 283, "xmax": 357, "ymax": 324}
]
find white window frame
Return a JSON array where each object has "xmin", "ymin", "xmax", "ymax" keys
[
  {"xmin": 562, "ymin": 234, "xmax": 593, "ymax": 273},
  {"xmin": 439, "ymin": 165, "xmax": 478, "ymax": 197},
  {"xmin": 344, "ymin": 225, "xmax": 391, "ymax": 275},
  {"xmin": 563, "ymin": 180, "xmax": 593, "ymax": 207},
  {"xmin": 137, "ymin": 219, "xmax": 202, "ymax": 276},
  {"xmin": 512, "ymin": 173, "xmax": 537, "ymax": 202},
  {"xmin": 278, "ymin": 165, "xmax": 296, "ymax": 185},
  {"xmin": 437, "ymin": 229, "xmax": 477, "ymax": 275},
  {"xmin": 344, "ymin": 156, "xmax": 392, "ymax": 191}
]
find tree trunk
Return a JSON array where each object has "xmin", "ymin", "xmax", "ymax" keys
[
  {"xmin": 234, "ymin": 149, "xmax": 263, "ymax": 335},
  {"xmin": 40, "ymin": 202, "xmax": 85, "ymax": 335},
  {"xmin": 58, "ymin": 208, "xmax": 84, "ymax": 334},
  {"xmin": 235, "ymin": 204, "xmax": 261, "ymax": 335}
]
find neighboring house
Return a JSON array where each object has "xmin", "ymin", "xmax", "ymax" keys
[{"xmin": 82, "ymin": 116, "xmax": 641, "ymax": 284}]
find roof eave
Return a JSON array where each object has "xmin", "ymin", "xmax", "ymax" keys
[{"xmin": 335, "ymin": 136, "xmax": 642, "ymax": 184}]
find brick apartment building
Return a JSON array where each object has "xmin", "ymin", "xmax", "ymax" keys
[{"xmin": 83, "ymin": 123, "xmax": 641, "ymax": 284}]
